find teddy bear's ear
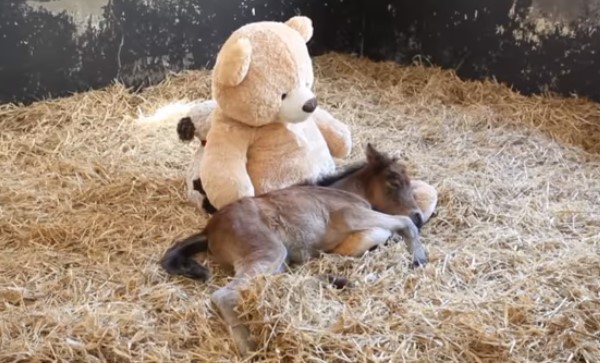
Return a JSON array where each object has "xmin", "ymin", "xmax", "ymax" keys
[
  {"xmin": 214, "ymin": 37, "xmax": 252, "ymax": 87},
  {"xmin": 285, "ymin": 16, "xmax": 313, "ymax": 43}
]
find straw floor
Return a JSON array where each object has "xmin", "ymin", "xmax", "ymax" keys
[{"xmin": 1, "ymin": 53, "xmax": 599, "ymax": 363}]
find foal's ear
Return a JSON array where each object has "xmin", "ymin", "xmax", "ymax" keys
[{"xmin": 366, "ymin": 143, "xmax": 384, "ymax": 165}]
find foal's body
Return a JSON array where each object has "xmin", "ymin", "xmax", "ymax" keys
[
  {"xmin": 161, "ymin": 144, "xmax": 429, "ymax": 357},
  {"xmin": 208, "ymin": 185, "xmax": 424, "ymax": 267}
]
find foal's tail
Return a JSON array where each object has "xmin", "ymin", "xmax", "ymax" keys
[{"xmin": 160, "ymin": 231, "xmax": 211, "ymax": 281}]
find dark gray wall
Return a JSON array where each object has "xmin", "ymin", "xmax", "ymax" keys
[
  {"xmin": 365, "ymin": 0, "xmax": 600, "ymax": 101},
  {"xmin": 0, "ymin": 0, "xmax": 362, "ymax": 105},
  {"xmin": 2, "ymin": 0, "xmax": 600, "ymax": 105}
]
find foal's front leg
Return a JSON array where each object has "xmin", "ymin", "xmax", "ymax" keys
[{"xmin": 329, "ymin": 207, "xmax": 428, "ymax": 266}]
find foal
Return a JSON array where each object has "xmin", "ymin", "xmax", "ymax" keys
[{"xmin": 160, "ymin": 144, "xmax": 428, "ymax": 357}]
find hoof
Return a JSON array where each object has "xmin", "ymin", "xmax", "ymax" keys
[
  {"xmin": 412, "ymin": 258, "xmax": 427, "ymax": 268},
  {"xmin": 231, "ymin": 325, "xmax": 258, "ymax": 358}
]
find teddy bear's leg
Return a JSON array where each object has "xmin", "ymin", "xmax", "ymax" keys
[
  {"xmin": 185, "ymin": 148, "xmax": 219, "ymax": 215},
  {"xmin": 410, "ymin": 180, "xmax": 438, "ymax": 226},
  {"xmin": 186, "ymin": 99, "xmax": 216, "ymax": 141},
  {"xmin": 176, "ymin": 100, "xmax": 219, "ymax": 214},
  {"xmin": 190, "ymin": 178, "xmax": 218, "ymax": 213},
  {"xmin": 185, "ymin": 146, "xmax": 208, "ymax": 211}
]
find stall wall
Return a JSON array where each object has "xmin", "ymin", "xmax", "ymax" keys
[
  {"xmin": 364, "ymin": 0, "xmax": 600, "ymax": 101},
  {"xmin": 2, "ymin": 0, "xmax": 599, "ymax": 105},
  {"xmin": 0, "ymin": 0, "xmax": 362, "ymax": 105}
]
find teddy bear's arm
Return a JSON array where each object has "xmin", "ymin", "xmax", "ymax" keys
[
  {"xmin": 199, "ymin": 123, "xmax": 255, "ymax": 209},
  {"xmin": 313, "ymin": 107, "xmax": 352, "ymax": 158}
]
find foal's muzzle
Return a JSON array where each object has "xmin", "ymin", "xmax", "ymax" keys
[{"xmin": 409, "ymin": 211, "xmax": 424, "ymax": 230}]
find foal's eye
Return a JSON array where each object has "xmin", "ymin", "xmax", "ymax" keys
[
  {"xmin": 281, "ymin": 93, "xmax": 288, "ymax": 100},
  {"xmin": 386, "ymin": 180, "xmax": 400, "ymax": 189},
  {"xmin": 386, "ymin": 173, "xmax": 402, "ymax": 189}
]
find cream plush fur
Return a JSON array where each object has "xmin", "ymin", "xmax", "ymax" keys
[{"xmin": 189, "ymin": 16, "xmax": 353, "ymax": 210}]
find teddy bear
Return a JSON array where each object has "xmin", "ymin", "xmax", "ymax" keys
[
  {"xmin": 175, "ymin": 99, "xmax": 355, "ymax": 214},
  {"xmin": 174, "ymin": 16, "xmax": 353, "ymax": 212},
  {"xmin": 172, "ymin": 16, "xmax": 439, "ymax": 226}
]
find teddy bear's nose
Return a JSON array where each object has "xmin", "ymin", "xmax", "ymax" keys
[{"xmin": 302, "ymin": 97, "xmax": 318, "ymax": 113}]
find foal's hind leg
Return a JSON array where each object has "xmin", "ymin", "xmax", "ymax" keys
[
  {"xmin": 329, "ymin": 207, "xmax": 428, "ymax": 266},
  {"xmin": 211, "ymin": 242, "xmax": 287, "ymax": 358}
]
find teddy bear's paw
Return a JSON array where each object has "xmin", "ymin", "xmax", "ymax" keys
[{"xmin": 177, "ymin": 117, "xmax": 196, "ymax": 142}]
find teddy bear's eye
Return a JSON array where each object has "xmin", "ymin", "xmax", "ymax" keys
[{"xmin": 281, "ymin": 93, "xmax": 288, "ymax": 100}]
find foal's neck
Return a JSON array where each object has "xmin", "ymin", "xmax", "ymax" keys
[
  {"xmin": 328, "ymin": 168, "xmax": 369, "ymax": 199},
  {"xmin": 312, "ymin": 162, "xmax": 370, "ymax": 199}
]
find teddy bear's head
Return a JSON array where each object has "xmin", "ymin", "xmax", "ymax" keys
[{"xmin": 211, "ymin": 16, "xmax": 318, "ymax": 127}]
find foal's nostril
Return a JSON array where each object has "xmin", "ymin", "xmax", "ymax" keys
[
  {"xmin": 410, "ymin": 212, "xmax": 423, "ymax": 229},
  {"xmin": 302, "ymin": 97, "xmax": 318, "ymax": 113}
]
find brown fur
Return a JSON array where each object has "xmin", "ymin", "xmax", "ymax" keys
[{"xmin": 160, "ymin": 144, "xmax": 428, "ymax": 357}]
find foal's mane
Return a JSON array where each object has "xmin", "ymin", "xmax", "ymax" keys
[
  {"xmin": 299, "ymin": 162, "xmax": 367, "ymax": 187},
  {"xmin": 298, "ymin": 147, "xmax": 410, "ymax": 188}
]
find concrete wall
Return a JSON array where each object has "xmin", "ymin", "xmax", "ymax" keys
[{"xmin": 2, "ymin": 0, "xmax": 600, "ymax": 104}]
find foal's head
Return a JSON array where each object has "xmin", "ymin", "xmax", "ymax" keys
[{"xmin": 361, "ymin": 144, "xmax": 424, "ymax": 228}]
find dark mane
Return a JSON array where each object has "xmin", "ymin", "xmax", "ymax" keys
[{"xmin": 299, "ymin": 162, "xmax": 367, "ymax": 187}]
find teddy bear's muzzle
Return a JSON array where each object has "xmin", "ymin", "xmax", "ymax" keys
[
  {"xmin": 302, "ymin": 97, "xmax": 318, "ymax": 113},
  {"xmin": 279, "ymin": 86, "xmax": 319, "ymax": 123}
]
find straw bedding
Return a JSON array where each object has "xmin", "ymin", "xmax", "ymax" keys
[{"xmin": 1, "ymin": 53, "xmax": 599, "ymax": 363}]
